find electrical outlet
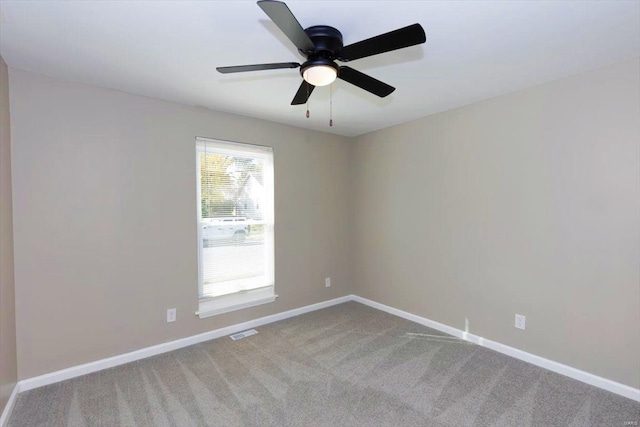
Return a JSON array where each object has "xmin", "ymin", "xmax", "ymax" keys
[
  {"xmin": 465, "ymin": 318, "xmax": 469, "ymax": 333},
  {"xmin": 325, "ymin": 277, "xmax": 331, "ymax": 287},
  {"xmin": 167, "ymin": 308, "xmax": 176, "ymax": 323},
  {"xmin": 515, "ymin": 314, "xmax": 526, "ymax": 330}
]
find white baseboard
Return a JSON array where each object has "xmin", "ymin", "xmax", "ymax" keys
[
  {"xmin": 18, "ymin": 295, "xmax": 352, "ymax": 393},
  {"xmin": 11, "ymin": 292, "xmax": 639, "ymax": 416},
  {"xmin": 351, "ymin": 295, "xmax": 640, "ymax": 402},
  {"xmin": 0, "ymin": 383, "xmax": 20, "ymax": 427}
]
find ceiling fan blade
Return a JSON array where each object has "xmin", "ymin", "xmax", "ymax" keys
[
  {"xmin": 217, "ymin": 62, "xmax": 300, "ymax": 74},
  {"xmin": 291, "ymin": 81, "xmax": 315, "ymax": 105},
  {"xmin": 337, "ymin": 23, "xmax": 426, "ymax": 62},
  {"xmin": 257, "ymin": 0, "xmax": 315, "ymax": 53},
  {"xmin": 338, "ymin": 66, "xmax": 395, "ymax": 98}
]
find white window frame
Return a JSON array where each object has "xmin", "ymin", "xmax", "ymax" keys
[{"xmin": 194, "ymin": 137, "xmax": 276, "ymax": 319}]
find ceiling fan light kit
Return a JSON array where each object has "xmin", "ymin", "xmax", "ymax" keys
[
  {"xmin": 217, "ymin": 0, "xmax": 426, "ymax": 110},
  {"xmin": 301, "ymin": 62, "xmax": 338, "ymax": 87}
]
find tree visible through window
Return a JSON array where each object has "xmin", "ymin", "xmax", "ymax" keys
[
  {"xmin": 199, "ymin": 154, "xmax": 264, "ymax": 219},
  {"xmin": 196, "ymin": 138, "xmax": 274, "ymax": 314}
]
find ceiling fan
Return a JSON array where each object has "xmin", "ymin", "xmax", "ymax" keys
[{"xmin": 217, "ymin": 0, "xmax": 426, "ymax": 105}]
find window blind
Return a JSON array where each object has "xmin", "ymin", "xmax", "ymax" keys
[{"xmin": 196, "ymin": 138, "xmax": 274, "ymax": 301}]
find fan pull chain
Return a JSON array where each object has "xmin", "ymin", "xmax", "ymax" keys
[{"xmin": 329, "ymin": 83, "xmax": 333, "ymax": 127}]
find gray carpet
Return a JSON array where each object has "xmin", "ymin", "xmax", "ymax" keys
[{"xmin": 8, "ymin": 301, "xmax": 640, "ymax": 426}]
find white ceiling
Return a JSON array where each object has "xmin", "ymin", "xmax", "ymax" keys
[{"xmin": 1, "ymin": 1, "xmax": 639, "ymax": 137}]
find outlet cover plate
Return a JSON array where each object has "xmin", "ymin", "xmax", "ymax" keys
[
  {"xmin": 515, "ymin": 314, "xmax": 526, "ymax": 330},
  {"xmin": 167, "ymin": 308, "xmax": 176, "ymax": 323}
]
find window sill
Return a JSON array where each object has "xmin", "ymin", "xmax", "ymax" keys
[{"xmin": 196, "ymin": 287, "xmax": 277, "ymax": 319}]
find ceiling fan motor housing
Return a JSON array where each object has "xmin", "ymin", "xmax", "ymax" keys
[
  {"xmin": 300, "ymin": 25, "xmax": 343, "ymax": 78},
  {"xmin": 302, "ymin": 25, "xmax": 343, "ymax": 55}
]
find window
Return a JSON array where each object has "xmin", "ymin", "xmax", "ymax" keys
[{"xmin": 195, "ymin": 137, "xmax": 275, "ymax": 318}]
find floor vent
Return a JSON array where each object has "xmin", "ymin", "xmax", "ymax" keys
[{"xmin": 230, "ymin": 329, "xmax": 258, "ymax": 340}]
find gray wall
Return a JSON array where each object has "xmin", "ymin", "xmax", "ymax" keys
[
  {"xmin": 9, "ymin": 69, "xmax": 353, "ymax": 380},
  {"xmin": 351, "ymin": 58, "xmax": 640, "ymax": 388},
  {"xmin": 7, "ymin": 58, "xmax": 640, "ymax": 391},
  {"xmin": 0, "ymin": 55, "xmax": 18, "ymax": 411}
]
